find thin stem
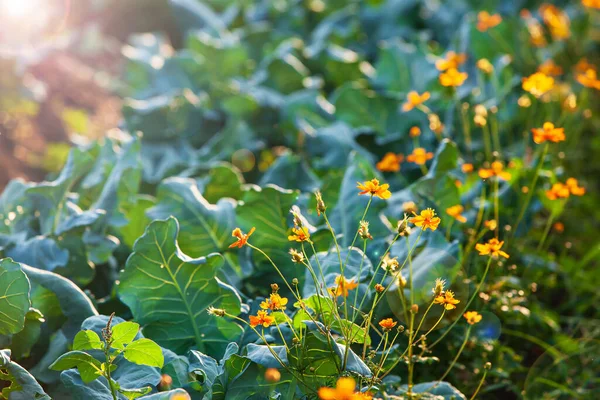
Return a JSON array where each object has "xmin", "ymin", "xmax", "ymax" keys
[
  {"xmin": 430, "ymin": 257, "xmax": 492, "ymax": 349},
  {"xmin": 469, "ymin": 369, "xmax": 489, "ymax": 400},
  {"xmin": 424, "ymin": 327, "xmax": 472, "ymax": 395},
  {"xmin": 493, "ymin": 178, "xmax": 500, "ymax": 237},
  {"xmin": 412, "ymin": 299, "xmax": 435, "ymax": 341},
  {"xmin": 407, "ymin": 311, "xmax": 416, "ymax": 396},
  {"xmin": 482, "ymin": 123, "xmax": 493, "ymax": 162},
  {"xmin": 511, "ymin": 143, "xmax": 549, "ymax": 241}
]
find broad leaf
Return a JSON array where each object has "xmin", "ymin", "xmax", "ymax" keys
[
  {"xmin": 123, "ymin": 338, "xmax": 164, "ymax": 368},
  {"xmin": 118, "ymin": 217, "xmax": 243, "ymax": 356},
  {"xmin": 0, "ymin": 258, "xmax": 30, "ymax": 335},
  {"xmin": 73, "ymin": 330, "xmax": 103, "ymax": 351},
  {"xmin": 0, "ymin": 349, "xmax": 50, "ymax": 400},
  {"xmin": 49, "ymin": 351, "xmax": 103, "ymax": 383}
]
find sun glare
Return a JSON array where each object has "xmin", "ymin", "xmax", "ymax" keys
[{"xmin": 0, "ymin": 0, "xmax": 41, "ymax": 19}]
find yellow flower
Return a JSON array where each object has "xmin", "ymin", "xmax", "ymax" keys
[
  {"xmin": 376, "ymin": 153, "xmax": 403, "ymax": 172},
  {"xmin": 521, "ymin": 10, "xmax": 547, "ymax": 47},
  {"xmin": 582, "ymin": 0, "xmax": 600, "ymax": 9},
  {"xmin": 484, "ymin": 219, "xmax": 497, "ymax": 231},
  {"xmin": 478, "ymin": 161, "xmax": 511, "ymax": 181},
  {"xmin": 406, "ymin": 148, "xmax": 434, "ymax": 165},
  {"xmin": 288, "ymin": 226, "xmax": 311, "ymax": 242},
  {"xmin": 531, "ymin": 122, "xmax": 565, "ymax": 144},
  {"xmin": 540, "ymin": 4, "xmax": 570, "ymax": 40},
  {"xmin": 446, "ymin": 205, "xmax": 467, "ymax": 223},
  {"xmin": 402, "ymin": 91, "xmax": 431, "ymax": 112},
  {"xmin": 265, "ymin": 368, "xmax": 281, "ymax": 383},
  {"xmin": 434, "ymin": 290, "xmax": 461, "ymax": 310},
  {"xmin": 381, "ymin": 254, "xmax": 399, "ymax": 272},
  {"xmin": 435, "ymin": 51, "xmax": 467, "ymax": 71},
  {"xmin": 409, "ymin": 126, "xmax": 421, "ymax": 137},
  {"xmin": 318, "ymin": 377, "xmax": 372, "ymax": 400},
  {"xmin": 518, "ymin": 95, "xmax": 532, "ymax": 108},
  {"xmin": 378, "ymin": 318, "xmax": 397, "ymax": 331},
  {"xmin": 566, "ymin": 178, "xmax": 585, "ymax": 196},
  {"xmin": 229, "ymin": 227, "xmax": 256, "ymax": 248},
  {"xmin": 289, "ymin": 248, "xmax": 305, "ymax": 263},
  {"xmin": 538, "ymin": 60, "xmax": 563, "ymax": 76},
  {"xmin": 463, "ymin": 311, "xmax": 483, "ymax": 325},
  {"xmin": 249, "ymin": 310, "xmax": 275, "ymax": 328},
  {"xmin": 260, "ymin": 293, "xmax": 288, "ymax": 311},
  {"xmin": 477, "ymin": 11, "xmax": 502, "ymax": 32},
  {"xmin": 439, "ymin": 68, "xmax": 468, "ymax": 87},
  {"xmin": 329, "ymin": 275, "xmax": 359, "ymax": 298},
  {"xmin": 475, "ymin": 238, "xmax": 509, "ymax": 258},
  {"xmin": 357, "ymin": 179, "xmax": 392, "ymax": 199},
  {"xmin": 476, "ymin": 58, "xmax": 494, "ymax": 74},
  {"xmin": 576, "ymin": 69, "xmax": 600, "ymax": 90},
  {"xmin": 171, "ymin": 393, "xmax": 191, "ymax": 400},
  {"xmin": 522, "ymin": 72, "xmax": 554, "ymax": 97},
  {"xmin": 410, "ymin": 208, "xmax": 441, "ymax": 231}
]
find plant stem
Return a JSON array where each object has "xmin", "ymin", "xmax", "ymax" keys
[
  {"xmin": 469, "ymin": 369, "xmax": 489, "ymax": 400},
  {"xmin": 430, "ymin": 257, "xmax": 492, "ymax": 349},
  {"xmin": 511, "ymin": 143, "xmax": 549, "ymax": 241}
]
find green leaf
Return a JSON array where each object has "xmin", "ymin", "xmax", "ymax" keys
[
  {"xmin": 0, "ymin": 258, "xmax": 31, "ymax": 335},
  {"xmin": 118, "ymin": 386, "xmax": 152, "ymax": 399},
  {"xmin": 0, "ymin": 349, "xmax": 50, "ymax": 400},
  {"xmin": 147, "ymin": 178, "xmax": 237, "ymax": 273},
  {"xmin": 49, "ymin": 351, "xmax": 103, "ymax": 383},
  {"xmin": 9, "ymin": 308, "xmax": 45, "ymax": 359},
  {"xmin": 73, "ymin": 330, "xmax": 103, "ymax": 351},
  {"xmin": 118, "ymin": 217, "xmax": 242, "ymax": 356},
  {"xmin": 123, "ymin": 338, "xmax": 164, "ymax": 368},
  {"xmin": 111, "ymin": 321, "xmax": 140, "ymax": 349}
]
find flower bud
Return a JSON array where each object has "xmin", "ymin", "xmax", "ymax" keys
[
  {"xmin": 315, "ymin": 191, "xmax": 326, "ymax": 216},
  {"xmin": 358, "ymin": 220, "xmax": 373, "ymax": 240},
  {"xmin": 375, "ymin": 283, "xmax": 384, "ymax": 293},
  {"xmin": 289, "ymin": 248, "xmax": 305, "ymax": 263},
  {"xmin": 397, "ymin": 214, "xmax": 411, "ymax": 236},
  {"xmin": 265, "ymin": 368, "xmax": 281, "ymax": 383},
  {"xmin": 410, "ymin": 304, "xmax": 419, "ymax": 314},
  {"xmin": 159, "ymin": 374, "xmax": 173, "ymax": 390},
  {"xmin": 484, "ymin": 362, "xmax": 492, "ymax": 370},
  {"xmin": 271, "ymin": 283, "xmax": 279, "ymax": 293},
  {"xmin": 292, "ymin": 278, "xmax": 299, "ymax": 286},
  {"xmin": 397, "ymin": 325, "xmax": 405, "ymax": 333},
  {"xmin": 207, "ymin": 307, "xmax": 226, "ymax": 317}
]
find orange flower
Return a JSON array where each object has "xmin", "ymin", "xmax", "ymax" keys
[
  {"xmin": 249, "ymin": 310, "xmax": 275, "ymax": 328},
  {"xmin": 357, "ymin": 179, "xmax": 392, "ymax": 199},
  {"xmin": 410, "ymin": 208, "xmax": 441, "ymax": 231},
  {"xmin": 582, "ymin": 0, "xmax": 600, "ymax": 9},
  {"xmin": 463, "ymin": 311, "xmax": 483, "ymax": 325},
  {"xmin": 288, "ymin": 226, "xmax": 311, "ymax": 242},
  {"xmin": 477, "ymin": 11, "xmax": 502, "ymax": 32},
  {"xmin": 318, "ymin": 377, "xmax": 372, "ymax": 400},
  {"xmin": 475, "ymin": 238, "xmax": 509, "ymax": 258},
  {"xmin": 260, "ymin": 293, "xmax": 288, "ymax": 311},
  {"xmin": 576, "ymin": 69, "xmax": 600, "ymax": 90},
  {"xmin": 446, "ymin": 205, "xmax": 467, "ymax": 223},
  {"xmin": 545, "ymin": 183, "xmax": 570, "ymax": 200},
  {"xmin": 553, "ymin": 222, "xmax": 565, "ymax": 233},
  {"xmin": 379, "ymin": 318, "xmax": 397, "ymax": 331},
  {"xmin": 329, "ymin": 275, "xmax": 359, "ymax": 298},
  {"xmin": 439, "ymin": 68, "xmax": 468, "ymax": 87},
  {"xmin": 376, "ymin": 153, "xmax": 404, "ymax": 172},
  {"xmin": 409, "ymin": 126, "xmax": 421, "ymax": 137},
  {"xmin": 531, "ymin": 122, "xmax": 565, "ymax": 144},
  {"xmin": 406, "ymin": 148, "xmax": 434, "ymax": 165},
  {"xmin": 434, "ymin": 290, "xmax": 461, "ymax": 310},
  {"xmin": 540, "ymin": 4, "xmax": 570, "ymax": 40},
  {"xmin": 478, "ymin": 161, "xmax": 511, "ymax": 181},
  {"xmin": 402, "ymin": 91, "xmax": 431, "ymax": 112},
  {"xmin": 229, "ymin": 227, "xmax": 256, "ymax": 248},
  {"xmin": 435, "ymin": 51, "xmax": 467, "ymax": 71},
  {"xmin": 522, "ymin": 72, "xmax": 554, "ymax": 97},
  {"xmin": 462, "ymin": 163, "xmax": 474, "ymax": 173},
  {"xmin": 575, "ymin": 58, "xmax": 596, "ymax": 74},
  {"xmin": 566, "ymin": 178, "xmax": 585, "ymax": 196},
  {"xmin": 538, "ymin": 59, "xmax": 563, "ymax": 76}
]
